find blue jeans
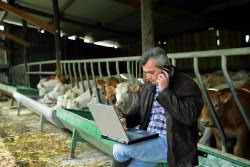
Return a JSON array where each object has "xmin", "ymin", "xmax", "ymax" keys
[{"xmin": 113, "ymin": 135, "xmax": 168, "ymax": 167}]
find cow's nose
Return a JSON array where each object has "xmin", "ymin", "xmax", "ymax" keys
[{"xmin": 116, "ymin": 101, "xmax": 123, "ymax": 107}]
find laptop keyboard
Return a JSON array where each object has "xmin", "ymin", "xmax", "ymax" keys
[{"xmin": 126, "ymin": 130, "xmax": 148, "ymax": 140}]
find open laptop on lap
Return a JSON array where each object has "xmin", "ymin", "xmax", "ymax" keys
[{"xmin": 87, "ymin": 103, "xmax": 159, "ymax": 144}]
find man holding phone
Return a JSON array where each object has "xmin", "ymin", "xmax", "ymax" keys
[{"xmin": 112, "ymin": 47, "xmax": 203, "ymax": 167}]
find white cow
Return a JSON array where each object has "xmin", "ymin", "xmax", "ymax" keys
[
  {"xmin": 38, "ymin": 78, "xmax": 62, "ymax": 97},
  {"xmin": 115, "ymin": 82, "xmax": 140, "ymax": 115},
  {"xmin": 41, "ymin": 83, "xmax": 72, "ymax": 104},
  {"xmin": 66, "ymin": 89, "xmax": 94, "ymax": 110}
]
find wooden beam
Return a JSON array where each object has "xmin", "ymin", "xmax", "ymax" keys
[
  {"xmin": 0, "ymin": 1, "xmax": 55, "ymax": 33},
  {"xmin": 0, "ymin": 44, "xmax": 13, "ymax": 54},
  {"xmin": 49, "ymin": 0, "xmax": 76, "ymax": 24},
  {"xmin": 0, "ymin": 11, "xmax": 8, "ymax": 23},
  {"xmin": 0, "ymin": 30, "xmax": 30, "ymax": 47}
]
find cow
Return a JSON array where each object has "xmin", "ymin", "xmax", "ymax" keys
[
  {"xmin": 199, "ymin": 88, "xmax": 250, "ymax": 157},
  {"xmin": 115, "ymin": 82, "xmax": 140, "ymax": 116},
  {"xmin": 37, "ymin": 77, "xmax": 62, "ymax": 97},
  {"xmin": 96, "ymin": 77, "xmax": 120, "ymax": 104},
  {"xmin": 41, "ymin": 83, "xmax": 72, "ymax": 104}
]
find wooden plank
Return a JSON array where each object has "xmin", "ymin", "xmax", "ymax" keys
[
  {"xmin": 0, "ymin": 44, "xmax": 12, "ymax": 53},
  {"xmin": 0, "ymin": 1, "xmax": 55, "ymax": 34},
  {"xmin": 0, "ymin": 30, "xmax": 30, "ymax": 47}
]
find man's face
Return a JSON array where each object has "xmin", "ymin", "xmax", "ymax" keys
[{"xmin": 142, "ymin": 58, "xmax": 162, "ymax": 85}]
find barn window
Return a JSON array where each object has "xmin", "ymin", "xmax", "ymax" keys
[
  {"xmin": 246, "ymin": 35, "xmax": 249, "ymax": 43},
  {"xmin": 216, "ymin": 30, "xmax": 220, "ymax": 37},
  {"xmin": 0, "ymin": 25, "xmax": 4, "ymax": 31},
  {"xmin": 68, "ymin": 35, "xmax": 77, "ymax": 40},
  {"xmin": 217, "ymin": 39, "xmax": 220, "ymax": 46}
]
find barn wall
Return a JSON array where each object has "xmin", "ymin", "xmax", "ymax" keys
[
  {"xmin": 7, "ymin": 24, "xmax": 128, "ymax": 67},
  {"xmin": 6, "ymin": 23, "xmax": 250, "ymax": 77}
]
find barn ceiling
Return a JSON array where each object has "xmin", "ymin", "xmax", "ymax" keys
[{"xmin": 1, "ymin": 0, "xmax": 250, "ymax": 45}]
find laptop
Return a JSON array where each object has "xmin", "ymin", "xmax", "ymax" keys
[{"xmin": 87, "ymin": 103, "xmax": 159, "ymax": 144}]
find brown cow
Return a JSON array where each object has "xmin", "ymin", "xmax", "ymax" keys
[
  {"xmin": 96, "ymin": 77, "xmax": 120, "ymax": 104},
  {"xmin": 240, "ymin": 81, "xmax": 250, "ymax": 94},
  {"xmin": 199, "ymin": 88, "xmax": 250, "ymax": 157}
]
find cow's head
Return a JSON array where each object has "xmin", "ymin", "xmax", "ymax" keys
[
  {"xmin": 199, "ymin": 89, "xmax": 231, "ymax": 127},
  {"xmin": 115, "ymin": 82, "xmax": 139, "ymax": 112},
  {"xmin": 104, "ymin": 78, "xmax": 119, "ymax": 104}
]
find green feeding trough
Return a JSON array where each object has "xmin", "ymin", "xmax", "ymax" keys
[
  {"xmin": 16, "ymin": 85, "xmax": 39, "ymax": 99},
  {"xmin": 56, "ymin": 107, "xmax": 250, "ymax": 167}
]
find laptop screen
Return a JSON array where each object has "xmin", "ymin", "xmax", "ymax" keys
[{"xmin": 87, "ymin": 103, "xmax": 129, "ymax": 141}]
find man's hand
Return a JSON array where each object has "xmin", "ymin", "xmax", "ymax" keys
[
  {"xmin": 157, "ymin": 70, "xmax": 170, "ymax": 91},
  {"xmin": 120, "ymin": 118, "xmax": 127, "ymax": 130}
]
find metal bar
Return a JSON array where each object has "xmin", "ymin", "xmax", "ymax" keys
[
  {"xmin": 127, "ymin": 61, "xmax": 132, "ymax": 83},
  {"xmin": 67, "ymin": 63, "xmax": 73, "ymax": 85},
  {"xmin": 28, "ymin": 60, "xmax": 56, "ymax": 65},
  {"xmin": 171, "ymin": 58, "xmax": 176, "ymax": 66},
  {"xmin": 18, "ymin": 47, "xmax": 250, "ymax": 65},
  {"xmin": 98, "ymin": 62, "xmax": 103, "ymax": 79},
  {"xmin": 60, "ymin": 63, "xmax": 63, "ymax": 76},
  {"xmin": 63, "ymin": 63, "xmax": 67, "ymax": 77},
  {"xmin": 106, "ymin": 62, "xmax": 111, "ymax": 77},
  {"xmin": 116, "ymin": 61, "xmax": 120, "ymax": 79},
  {"xmin": 73, "ymin": 63, "xmax": 79, "ymax": 88},
  {"xmin": 84, "ymin": 62, "xmax": 92, "ymax": 95},
  {"xmin": 221, "ymin": 56, "xmax": 250, "ymax": 131},
  {"xmin": 78, "ymin": 63, "xmax": 86, "ymax": 92},
  {"xmin": 135, "ymin": 60, "xmax": 138, "ymax": 80},
  {"xmin": 139, "ymin": 61, "xmax": 142, "ymax": 78},
  {"xmin": 131, "ymin": 61, "xmax": 134, "ymax": 83},
  {"xmin": 39, "ymin": 64, "xmax": 42, "ymax": 80},
  {"xmin": 91, "ymin": 62, "xmax": 100, "ymax": 101},
  {"xmin": 26, "ymin": 71, "xmax": 55, "ymax": 75},
  {"xmin": 193, "ymin": 57, "xmax": 228, "ymax": 152}
]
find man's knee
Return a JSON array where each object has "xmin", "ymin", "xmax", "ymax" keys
[{"xmin": 113, "ymin": 143, "xmax": 130, "ymax": 162}]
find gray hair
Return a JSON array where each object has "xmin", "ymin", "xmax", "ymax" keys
[{"xmin": 140, "ymin": 47, "xmax": 171, "ymax": 68}]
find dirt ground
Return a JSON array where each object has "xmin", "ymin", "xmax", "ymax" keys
[{"xmin": 0, "ymin": 98, "xmax": 112, "ymax": 167}]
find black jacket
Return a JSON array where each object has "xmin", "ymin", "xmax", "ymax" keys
[{"xmin": 125, "ymin": 71, "xmax": 203, "ymax": 167}]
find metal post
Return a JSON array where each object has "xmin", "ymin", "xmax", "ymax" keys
[
  {"xmin": 52, "ymin": 0, "xmax": 62, "ymax": 76},
  {"xmin": 141, "ymin": 0, "xmax": 154, "ymax": 54},
  {"xmin": 22, "ymin": 19, "xmax": 29, "ymax": 86}
]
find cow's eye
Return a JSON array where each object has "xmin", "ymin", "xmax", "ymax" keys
[{"xmin": 214, "ymin": 104, "xmax": 219, "ymax": 108}]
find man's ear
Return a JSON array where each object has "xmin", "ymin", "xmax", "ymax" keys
[{"xmin": 129, "ymin": 84, "xmax": 140, "ymax": 93}]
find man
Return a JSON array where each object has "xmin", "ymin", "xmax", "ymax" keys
[{"xmin": 112, "ymin": 47, "xmax": 203, "ymax": 167}]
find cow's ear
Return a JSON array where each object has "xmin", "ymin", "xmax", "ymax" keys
[
  {"xmin": 219, "ymin": 91, "xmax": 231, "ymax": 104},
  {"xmin": 129, "ymin": 84, "xmax": 139, "ymax": 93},
  {"xmin": 96, "ymin": 79, "xmax": 105, "ymax": 89}
]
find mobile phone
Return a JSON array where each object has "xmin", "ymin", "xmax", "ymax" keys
[{"xmin": 161, "ymin": 65, "xmax": 175, "ymax": 77}]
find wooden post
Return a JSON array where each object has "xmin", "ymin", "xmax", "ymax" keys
[
  {"xmin": 22, "ymin": 19, "xmax": 29, "ymax": 86},
  {"xmin": 141, "ymin": 0, "xmax": 155, "ymax": 54},
  {"xmin": 52, "ymin": 0, "xmax": 62, "ymax": 76}
]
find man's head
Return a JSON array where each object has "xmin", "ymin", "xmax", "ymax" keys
[{"xmin": 140, "ymin": 47, "xmax": 171, "ymax": 85}]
